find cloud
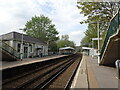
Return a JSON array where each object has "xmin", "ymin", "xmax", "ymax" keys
[
  {"xmin": 69, "ymin": 30, "xmax": 85, "ymax": 46},
  {"xmin": 0, "ymin": 0, "xmax": 87, "ymax": 45}
]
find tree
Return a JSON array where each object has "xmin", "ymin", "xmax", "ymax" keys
[
  {"xmin": 77, "ymin": 2, "xmax": 119, "ymax": 24},
  {"xmin": 57, "ymin": 34, "xmax": 75, "ymax": 48},
  {"xmin": 61, "ymin": 34, "xmax": 69, "ymax": 40},
  {"xmin": 48, "ymin": 41, "xmax": 58, "ymax": 54},
  {"xmin": 77, "ymin": 2, "xmax": 120, "ymax": 47},
  {"xmin": 24, "ymin": 15, "xmax": 59, "ymax": 43}
]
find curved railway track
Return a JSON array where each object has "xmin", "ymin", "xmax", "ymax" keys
[{"xmin": 2, "ymin": 54, "xmax": 82, "ymax": 90}]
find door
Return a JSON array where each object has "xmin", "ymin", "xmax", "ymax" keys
[{"xmin": 24, "ymin": 47, "xmax": 28, "ymax": 58}]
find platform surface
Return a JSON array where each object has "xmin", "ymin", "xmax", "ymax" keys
[
  {"xmin": 71, "ymin": 55, "xmax": 119, "ymax": 89},
  {"xmin": 0, "ymin": 55, "xmax": 67, "ymax": 70}
]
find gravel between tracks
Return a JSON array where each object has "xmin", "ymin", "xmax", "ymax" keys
[
  {"xmin": 46, "ymin": 54, "xmax": 82, "ymax": 89},
  {"xmin": 22, "ymin": 59, "xmax": 72, "ymax": 89}
]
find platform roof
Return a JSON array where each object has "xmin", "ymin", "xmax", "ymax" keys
[
  {"xmin": 82, "ymin": 47, "xmax": 93, "ymax": 50},
  {"xmin": 59, "ymin": 47, "xmax": 75, "ymax": 50},
  {"xmin": 0, "ymin": 32, "xmax": 47, "ymax": 45}
]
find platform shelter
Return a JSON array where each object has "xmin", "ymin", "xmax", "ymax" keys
[{"xmin": 59, "ymin": 47, "xmax": 75, "ymax": 55}]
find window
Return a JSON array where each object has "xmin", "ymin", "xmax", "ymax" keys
[
  {"xmin": 29, "ymin": 44, "xmax": 32, "ymax": 52},
  {"xmin": 17, "ymin": 43, "xmax": 21, "ymax": 52}
]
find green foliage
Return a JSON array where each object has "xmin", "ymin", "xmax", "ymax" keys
[
  {"xmin": 77, "ymin": 2, "xmax": 120, "ymax": 48},
  {"xmin": 57, "ymin": 34, "xmax": 75, "ymax": 48},
  {"xmin": 77, "ymin": 2, "xmax": 119, "ymax": 23},
  {"xmin": 48, "ymin": 41, "xmax": 58, "ymax": 53},
  {"xmin": 24, "ymin": 15, "xmax": 59, "ymax": 42},
  {"xmin": 61, "ymin": 34, "xmax": 69, "ymax": 40},
  {"xmin": 81, "ymin": 24, "xmax": 98, "ymax": 48}
]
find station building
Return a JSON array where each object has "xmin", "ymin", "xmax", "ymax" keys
[{"xmin": 0, "ymin": 32, "xmax": 48, "ymax": 58}]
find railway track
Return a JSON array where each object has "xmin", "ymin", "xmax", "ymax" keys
[
  {"xmin": 3, "ymin": 56, "xmax": 71, "ymax": 85},
  {"xmin": 46, "ymin": 54, "xmax": 82, "ymax": 89},
  {"xmin": 2, "ymin": 54, "xmax": 82, "ymax": 90}
]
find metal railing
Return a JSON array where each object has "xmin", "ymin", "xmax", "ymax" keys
[
  {"xmin": 0, "ymin": 41, "xmax": 20, "ymax": 59},
  {"xmin": 100, "ymin": 8, "xmax": 120, "ymax": 59}
]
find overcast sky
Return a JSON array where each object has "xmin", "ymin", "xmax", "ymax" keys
[{"xmin": 0, "ymin": 0, "xmax": 87, "ymax": 46}]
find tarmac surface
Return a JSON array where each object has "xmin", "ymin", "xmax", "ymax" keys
[{"xmin": 71, "ymin": 55, "xmax": 119, "ymax": 89}]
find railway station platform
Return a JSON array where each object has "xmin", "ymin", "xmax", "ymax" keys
[
  {"xmin": 71, "ymin": 55, "xmax": 119, "ymax": 89},
  {"xmin": 0, "ymin": 55, "xmax": 67, "ymax": 70}
]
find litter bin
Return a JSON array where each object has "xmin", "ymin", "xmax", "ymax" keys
[{"xmin": 115, "ymin": 60, "xmax": 120, "ymax": 79}]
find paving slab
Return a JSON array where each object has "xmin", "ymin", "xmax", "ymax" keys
[
  {"xmin": 71, "ymin": 55, "xmax": 119, "ymax": 89},
  {"xmin": 87, "ymin": 56, "xmax": 118, "ymax": 89},
  {"xmin": 71, "ymin": 55, "xmax": 88, "ymax": 89}
]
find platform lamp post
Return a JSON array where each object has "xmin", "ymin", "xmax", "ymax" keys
[
  {"xmin": 92, "ymin": 20, "xmax": 110, "ymax": 64},
  {"xmin": 19, "ymin": 28, "xmax": 25, "ymax": 60},
  {"xmin": 97, "ymin": 21, "xmax": 100, "ymax": 64},
  {"xmin": 90, "ymin": 21, "xmax": 100, "ymax": 64}
]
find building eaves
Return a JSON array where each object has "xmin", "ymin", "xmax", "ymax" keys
[{"xmin": 1, "ymin": 32, "xmax": 48, "ymax": 45}]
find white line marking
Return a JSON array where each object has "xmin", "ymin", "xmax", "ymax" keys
[{"xmin": 71, "ymin": 55, "xmax": 84, "ymax": 88}]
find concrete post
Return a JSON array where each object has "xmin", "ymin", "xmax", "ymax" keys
[
  {"xmin": 19, "ymin": 29, "xmax": 24, "ymax": 60},
  {"xmin": 115, "ymin": 60, "xmax": 120, "ymax": 78},
  {"xmin": 118, "ymin": 61, "xmax": 120, "ymax": 90},
  {"xmin": 97, "ymin": 21, "xmax": 100, "ymax": 64},
  {"xmin": 21, "ymin": 32, "xmax": 23, "ymax": 60}
]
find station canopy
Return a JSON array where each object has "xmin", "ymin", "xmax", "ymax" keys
[
  {"xmin": 59, "ymin": 47, "xmax": 75, "ymax": 50},
  {"xmin": 82, "ymin": 47, "xmax": 93, "ymax": 50}
]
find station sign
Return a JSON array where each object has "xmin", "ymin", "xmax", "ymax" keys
[{"xmin": 92, "ymin": 38, "xmax": 102, "ymax": 41}]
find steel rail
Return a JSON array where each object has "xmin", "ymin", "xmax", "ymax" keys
[
  {"xmin": 64, "ymin": 55, "xmax": 81, "ymax": 89},
  {"xmin": 33, "ymin": 56, "xmax": 78, "ymax": 90},
  {"xmin": 2, "ymin": 55, "xmax": 73, "ymax": 89},
  {"xmin": 15, "ymin": 56, "xmax": 76, "ymax": 89},
  {"xmin": 3, "ymin": 59, "xmax": 63, "ymax": 85}
]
